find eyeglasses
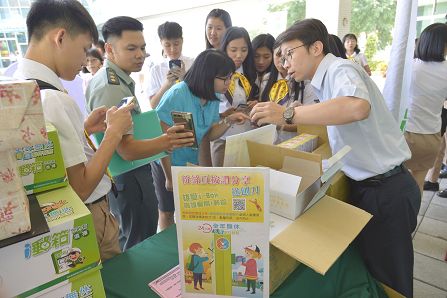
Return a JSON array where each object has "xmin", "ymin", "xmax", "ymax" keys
[
  {"xmin": 216, "ymin": 74, "xmax": 233, "ymax": 84},
  {"xmin": 280, "ymin": 44, "xmax": 306, "ymax": 66}
]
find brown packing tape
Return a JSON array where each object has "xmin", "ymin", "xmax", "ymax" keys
[{"xmin": 270, "ymin": 195, "xmax": 372, "ymax": 275}]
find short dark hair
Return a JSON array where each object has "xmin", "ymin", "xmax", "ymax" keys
[
  {"xmin": 220, "ymin": 26, "xmax": 257, "ymax": 99},
  {"xmin": 94, "ymin": 39, "xmax": 105, "ymax": 53},
  {"xmin": 184, "ymin": 49, "xmax": 235, "ymax": 101},
  {"xmin": 26, "ymin": 0, "xmax": 98, "ymax": 43},
  {"xmin": 158, "ymin": 21, "xmax": 183, "ymax": 40},
  {"xmin": 276, "ymin": 19, "xmax": 331, "ymax": 56},
  {"xmin": 205, "ymin": 8, "xmax": 232, "ymax": 49},
  {"xmin": 342, "ymin": 33, "xmax": 360, "ymax": 54},
  {"xmin": 329, "ymin": 34, "xmax": 347, "ymax": 59},
  {"xmin": 102, "ymin": 16, "xmax": 143, "ymax": 42},
  {"xmin": 415, "ymin": 23, "xmax": 447, "ymax": 62}
]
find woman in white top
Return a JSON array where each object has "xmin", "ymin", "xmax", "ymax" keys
[
  {"xmin": 145, "ymin": 21, "xmax": 194, "ymax": 109},
  {"xmin": 205, "ymin": 8, "xmax": 232, "ymax": 49},
  {"xmin": 343, "ymin": 33, "xmax": 371, "ymax": 76},
  {"xmin": 81, "ymin": 48, "xmax": 103, "ymax": 93},
  {"xmin": 252, "ymin": 33, "xmax": 274, "ymax": 100},
  {"xmin": 404, "ymin": 23, "xmax": 447, "ymax": 193},
  {"xmin": 210, "ymin": 26, "xmax": 258, "ymax": 167}
]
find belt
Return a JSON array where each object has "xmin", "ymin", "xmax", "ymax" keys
[
  {"xmin": 85, "ymin": 195, "xmax": 107, "ymax": 207},
  {"xmin": 355, "ymin": 164, "xmax": 405, "ymax": 186}
]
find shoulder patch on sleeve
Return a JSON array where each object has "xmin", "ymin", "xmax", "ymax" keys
[{"xmin": 107, "ymin": 68, "xmax": 120, "ymax": 85}]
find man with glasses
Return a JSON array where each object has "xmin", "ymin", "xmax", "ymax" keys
[{"xmin": 250, "ymin": 19, "xmax": 419, "ymax": 298}]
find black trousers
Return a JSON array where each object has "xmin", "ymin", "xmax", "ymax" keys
[
  {"xmin": 108, "ymin": 164, "xmax": 159, "ymax": 251},
  {"xmin": 349, "ymin": 167, "xmax": 420, "ymax": 298}
]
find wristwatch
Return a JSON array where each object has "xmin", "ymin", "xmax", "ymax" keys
[{"xmin": 283, "ymin": 106, "xmax": 295, "ymax": 124}]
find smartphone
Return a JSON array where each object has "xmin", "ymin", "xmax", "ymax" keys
[
  {"xmin": 236, "ymin": 103, "xmax": 249, "ymax": 113},
  {"xmin": 171, "ymin": 111, "xmax": 198, "ymax": 149},
  {"xmin": 168, "ymin": 59, "xmax": 182, "ymax": 69},
  {"xmin": 117, "ymin": 96, "xmax": 137, "ymax": 108}
]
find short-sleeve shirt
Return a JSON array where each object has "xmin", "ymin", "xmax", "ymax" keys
[
  {"xmin": 156, "ymin": 81, "xmax": 220, "ymax": 166},
  {"xmin": 346, "ymin": 52, "xmax": 368, "ymax": 67},
  {"xmin": 311, "ymin": 54, "xmax": 411, "ymax": 181},
  {"xmin": 14, "ymin": 58, "xmax": 111, "ymax": 203},
  {"xmin": 405, "ymin": 59, "xmax": 447, "ymax": 134},
  {"xmin": 86, "ymin": 59, "xmax": 139, "ymax": 134},
  {"xmin": 144, "ymin": 55, "xmax": 194, "ymax": 99}
]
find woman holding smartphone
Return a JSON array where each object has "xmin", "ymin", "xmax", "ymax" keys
[{"xmin": 155, "ymin": 49, "xmax": 249, "ymax": 224}]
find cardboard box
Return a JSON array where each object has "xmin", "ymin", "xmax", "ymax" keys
[
  {"xmin": 16, "ymin": 123, "xmax": 68, "ymax": 194},
  {"xmin": 296, "ymin": 124, "xmax": 332, "ymax": 159},
  {"xmin": 244, "ymin": 141, "xmax": 372, "ymax": 294},
  {"xmin": 22, "ymin": 266, "xmax": 105, "ymax": 298},
  {"xmin": 277, "ymin": 133, "xmax": 319, "ymax": 152},
  {"xmin": 0, "ymin": 186, "xmax": 101, "ymax": 298}
]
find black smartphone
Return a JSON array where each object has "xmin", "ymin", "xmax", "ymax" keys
[
  {"xmin": 171, "ymin": 111, "xmax": 198, "ymax": 149},
  {"xmin": 168, "ymin": 59, "xmax": 182, "ymax": 69}
]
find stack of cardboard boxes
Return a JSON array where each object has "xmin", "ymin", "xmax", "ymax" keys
[
  {"xmin": 222, "ymin": 124, "xmax": 403, "ymax": 297},
  {"xmin": 0, "ymin": 80, "xmax": 105, "ymax": 298}
]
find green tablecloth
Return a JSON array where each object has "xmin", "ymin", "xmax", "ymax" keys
[{"xmin": 101, "ymin": 225, "xmax": 387, "ymax": 298}]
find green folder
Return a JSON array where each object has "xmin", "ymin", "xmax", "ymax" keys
[{"xmin": 92, "ymin": 110, "xmax": 167, "ymax": 177}]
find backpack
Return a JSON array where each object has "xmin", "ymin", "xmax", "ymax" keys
[
  {"xmin": 29, "ymin": 79, "xmax": 60, "ymax": 91},
  {"xmin": 187, "ymin": 255, "xmax": 196, "ymax": 271}
]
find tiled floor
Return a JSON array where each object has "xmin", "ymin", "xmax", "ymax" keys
[{"xmin": 413, "ymin": 179, "xmax": 447, "ymax": 298}]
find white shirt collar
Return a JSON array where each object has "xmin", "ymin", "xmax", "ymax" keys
[
  {"xmin": 311, "ymin": 53, "xmax": 337, "ymax": 92},
  {"xmin": 15, "ymin": 58, "xmax": 65, "ymax": 91}
]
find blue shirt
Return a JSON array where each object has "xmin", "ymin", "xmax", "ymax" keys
[{"xmin": 156, "ymin": 82, "xmax": 220, "ymax": 166}]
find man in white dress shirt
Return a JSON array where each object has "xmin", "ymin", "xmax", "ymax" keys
[
  {"xmin": 15, "ymin": 0, "xmax": 134, "ymax": 261},
  {"xmin": 250, "ymin": 19, "xmax": 420, "ymax": 298}
]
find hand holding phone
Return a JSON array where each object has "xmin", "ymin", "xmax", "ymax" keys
[
  {"xmin": 171, "ymin": 111, "xmax": 198, "ymax": 149},
  {"xmin": 169, "ymin": 59, "xmax": 182, "ymax": 69},
  {"xmin": 117, "ymin": 96, "xmax": 137, "ymax": 108}
]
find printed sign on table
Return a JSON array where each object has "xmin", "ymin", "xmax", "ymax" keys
[{"xmin": 172, "ymin": 167, "xmax": 270, "ymax": 298}]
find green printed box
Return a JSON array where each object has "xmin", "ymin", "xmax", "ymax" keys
[
  {"xmin": 18, "ymin": 266, "xmax": 105, "ymax": 298},
  {"xmin": 0, "ymin": 186, "xmax": 101, "ymax": 298},
  {"xmin": 16, "ymin": 123, "xmax": 68, "ymax": 194}
]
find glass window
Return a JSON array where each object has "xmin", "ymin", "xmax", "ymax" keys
[
  {"xmin": 434, "ymin": 2, "xmax": 447, "ymax": 14},
  {"xmin": 20, "ymin": 7, "xmax": 28, "ymax": 17},
  {"xmin": 0, "ymin": 0, "xmax": 8, "ymax": 6},
  {"xmin": 1, "ymin": 40, "xmax": 9, "ymax": 57},
  {"xmin": 417, "ymin": 4, "xmax": 433, "ymax": 17},
  {"xmin": 16, "ymin": 31, "xmax": 26, "ymax": 43},
  {"xmin": 10, "ymin": 7, "xmax": 20, "ymax": 16},
  {"xmin": 7, "ymin": 40, "xmax": 17, "ymax": 52},
  {"xmin": 0, "ymin": 7, "xmax": 10, "ymax": 19},
  {"xmin": 5, "ymin": 32, "xmax": 14, "ymax": 38},
  {"xmin": 1, "ymin": 58, "xmax": 11, "ymax": 68},
  {"xmin": 20, "ymin": 44, "xmax": 27, "ymax": 55},
  {"xmin": 19, "ymin": 0, "xmax": 29, "ymax": 6},
  {"xmin": 0, "ymin": 33, "xmax": 4, "ymax": 38},
  {"xmin": 8, "ymin": 0, "xmax": 19, "ymax": 7}
]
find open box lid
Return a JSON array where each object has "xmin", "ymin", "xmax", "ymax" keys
[
  {"xmin": 270, "ymin": 195, "xmax": 371, "ymax": 275},
  {"xmin": 297, "ymin": 124, "xmax": 332, "ymax": 159}
]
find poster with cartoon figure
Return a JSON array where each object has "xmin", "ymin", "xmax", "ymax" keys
[{"xmin": 173, "ymin": 167, "xmax": 270, "ymax": 298}]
